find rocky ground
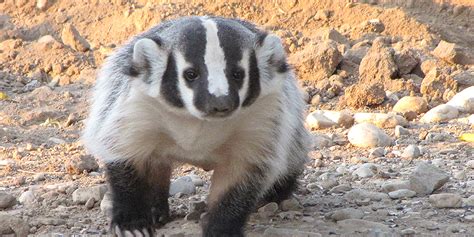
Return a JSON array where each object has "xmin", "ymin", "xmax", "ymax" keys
[{"xmin": 1, "ymin": 0, "xmax": 474, "ymax": 236}]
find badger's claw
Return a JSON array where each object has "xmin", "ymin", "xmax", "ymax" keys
[{"xmin": 112, "ymin": 225, "xmax": 154, "ymax": 237}]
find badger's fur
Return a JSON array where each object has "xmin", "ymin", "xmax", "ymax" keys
[{"xmin": 83, "ymin": 16, "xmax": 310, "ymax": 237}]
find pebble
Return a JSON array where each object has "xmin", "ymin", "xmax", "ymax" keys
[
  {"xmin": 409, "ymin": 162, "xmax": 449, "ymax": 195},
  {"xmin": 337, "ymin": 219, "xmax": 390, "ymax": 233},
  {"xmin": 34, "ymin": 173, "xmax": 46, "ymax": 181},
  {"xmin": 306, "ymin": 111, "xmax": 337, "ymax": 129},
  {"xmin": 388, "ymin": 189, "xmax": 416, "ymax": 199},
  {"xmin": 100, "ymin": 192, "xmax": 113, "ymax": 215},
  {"xmin": 18, "ymin": 190, "xmax": 36, "ymax": 206},
  {"xmin": 464, "ymin": 195, "xmax": 474, "ymax": 206},
  {"xmin": 352, "ymin": 163, "xmax": 378, "ymax": 178},
  {"xmin": 381, "ymin": 180, "xmax": 411, "ymax": 193},
  {"xmin": 263, "ymin": 227, "xmax": 322, "ymax": 237},
  {"xmin": 65, "ymin": 154, "xmax": 99, "ymax": 175},
  {"xmin": 401, "ymin": 145, "xmax": 421, "ymax": 159},
  {"xmin": 61, "ymin": 23, "xmax": 90, "ymax": 52},
  {"xmin": 348, "ymin": 123, "xmax": 393, "ymax": 148},
  {"xmin": 465, "ymin": 215, "xmax": 474, "ymax": 222},
  {"xmin": 258, "ymin": 202, "xmax": 279, "ymax": 218},
  {"xmin": 72, "ymin": 185, "xmax": 107, "ymax": 204},
  {"xmin": 394, "ymin": 125, "xmax": 409, "ymax": 138},
  {"xmin": 169, "ymin": 176, "xmax": 196, "ymax": 196},
  {"xmin": 369, "ymin": 147, "xmax": 385, "ymax": 158},
  {"xmin": 311, "ymin": 133, "xmax": 334, "ymax": 149},
  {"xmin": 401, "ymin": 228, "xmax": 416, "ymax": 236},
  {"xmin": 0, "ymin": 192, "xmax": 16, "ymax": 209},
  {"xmin": 466, "ymin": 160, "xmax": 474, "ymax": 169},
  {"xmin": 429, "ymin": 193, "xmax": 462, "ymax": 208},
  {"xmin": 329, "ymin": 184, "xmax": 352, "ymax": 194},
  {"xmin": 328, "ymin": 208, "xmax": 364, "ymax": 221},
  {"xmin": 38, "ymin": 217, "xmax": 66, "ymax": 226},
  {"xmin": 344, "ymin": 189, "xmax": 389, "ymax": 201},
  {"xmin": 279, "ymin": 198, "xmax": 302, "ymax": 211},
  {"xmin": 188, "ymin": 174, "xmax": 204, "ymax": 186},
  {"xmin": 85, "ymin": 197, "xmax": 95, "ymax": 210},
  {"xmin": 421, "ymin": 104, "xmax": 459, "ymax": 123}
]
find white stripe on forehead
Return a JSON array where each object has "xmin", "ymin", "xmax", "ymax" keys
[
  {"xmin": 239, "ymin": 49, "xmax": 250, "ymax": 105},
  {"xmin": 201, "ymin": 18, "xmax": 229, "ymax": 97}
]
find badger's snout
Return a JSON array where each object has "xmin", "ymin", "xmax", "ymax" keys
[{"xmin": 204, "ymin": 95, "xmax": 238, "ymax": 117}]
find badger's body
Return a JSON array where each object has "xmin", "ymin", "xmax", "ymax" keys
[{"xmin": 83, "ymin": 16, "xmax": 310, "ymax": 237}]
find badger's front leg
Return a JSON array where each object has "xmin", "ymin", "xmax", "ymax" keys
[
  {"xmin": 202, "ymin": 160, "xmax": 272, "ymax": 237},
  {"xmin": 106, "ymin": 160, "xmax": 171, "ymax": 236}
]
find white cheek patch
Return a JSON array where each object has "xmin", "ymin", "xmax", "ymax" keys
[
  {"xmin": 201, "ymin": 18, "xmax": 229, "ymax": 97},
  {"xmin": 175, "ymin": 51, "xmax": 205, "ymax": 118},
  {"xmin": 239, "ymin": 49, "xmax": 250, "ymax": 106}
]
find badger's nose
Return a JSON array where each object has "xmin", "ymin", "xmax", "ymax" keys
[{"xmin": 206, "ymin": 96, "xmax": 236, "ymax": 117}]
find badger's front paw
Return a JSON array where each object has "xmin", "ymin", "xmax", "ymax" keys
[{"xmin": 111, "ymin": 209, "xmax": 155, "ymax": 237}]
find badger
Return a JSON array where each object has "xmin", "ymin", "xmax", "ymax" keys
[{"xmin": 83, "ymin": 16, "xmax": 310, "ymax": 237}]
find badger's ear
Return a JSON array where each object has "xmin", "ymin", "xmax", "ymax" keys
[
  {"xmin": 129, "ymin": 37, "xmax": 167, "ymax": 77},
  {"xmin": 255, "ymin": 33, "xmax": 289, "ymax": 73}
]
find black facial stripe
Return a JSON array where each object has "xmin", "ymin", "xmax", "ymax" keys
[
  {"xmin": 160, "ymin": 53, "xmax": 184, "ymax": 108},
  {"xmin": 242, "ymin": 50, "xmax": 261, "ymax": 107},
  {"xmin": 180, "ymin": 19, "xmax": 208, "ymax": 89}
]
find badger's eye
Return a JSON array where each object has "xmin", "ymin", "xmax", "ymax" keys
[
  {"xmin": 232, "ymin": 69, "xmax": 245, "ymax": 80},
  {"xmin": 184, "ymin": 69, "xmax": 199, "ymax": 81}
]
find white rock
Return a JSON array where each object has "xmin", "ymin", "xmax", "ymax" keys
[
  {"xmin": 469, "ymin": 114, "xmax": 474, "ymax": 125},
  {"xmin": 72, "ymin": 185, "xmax": 107, "ymax": 204},
  {"xmin": 352, "ymin": 163, "xmax": 378, "ymax": 178},
  {"xmin": 354, "ymin": 113, "xmax": 407, "ymax": 128},
  {"xmin": 388, "ymin": 189, "xmax": 416, "ymax": 199},
  {"xmin": 467, "ymin": 160, "xmax": 474, "ymax": 169},
  {"xmin": 37, "ymin": 35, "xmax": 57, "ymax": 44},
  {"xmin": 36, "ymin": 0, "xmax": 52, "ymax": 10},
  {"xmin": 401, "ymin": 145, "xmax": 421, "ymax": 159},
  {"xmin": 409, "ymin": 162, "xmax": 449, "ymax": 195},
  {"xmin": 381, "ymin": 180, "xmax": 411, "ymax": 193},
  {"xmin": 393, "ymin": 96, "xmax": 428, "ymax": 114},
  {"xmin": 100, "ymin": 192, "xmax": 113, "ymax": 215},
  {"xmin": 329, "ymin": 208, "xmax": 364, "ymax": 221},
  {"xmin": 169, "ymin": 176, "xmax": 196, "ymax": 196},
  {"xmin": 446, "ymin": 86, "xmax": 474, "ymax": 113},
  {"xmin": 429, "ymin": 193, "xmax": 462, "ymax": 208},
  {"xmin": 421, "ymin": 104, "xmax": 459, "ymax": 123},
  {"xmin": 348, "ymin": 123, "xmax": 393, "ymax": 148},
  {"xmin": 306, "ymin": 111, "xmax": 337, "ymax": 129},
  {"xmin": 320, "ymin": 110, "xmax": 354, "ymax": 128},
  {"xmin": 369, "ymin": 147, "xmax": 385, "ymax": 158},
  {"xmin": 394, "ymin": 125, "xmax": 409, "ymax": 138},
  {"xmin": 464, "ymin": 195, "xmax": 474, "ymax": 206},
  {"xmin": 18, "ymin": 190, "xmax": 36, "ymax": 206}
]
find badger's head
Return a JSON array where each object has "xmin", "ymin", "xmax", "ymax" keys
[{"xmin": 128, "ymin": 16, "xmax": 288, "ymax": 120}]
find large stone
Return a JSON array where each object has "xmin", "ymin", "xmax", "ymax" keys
[
  {"xmin": 343, "ymin": 83, "xmax": 385, "ymax": 108},
  {"xmin": 18, "ymin": 190, "xmax": 36, "ymax": 206},
  {"xmin": 421, "ymin": 68, "xmax": 458, "ymax": 102},
  {"xmin": 344, "ymin": 189, "xmax": 389, "ymax": 201},
  {"xmin": 61, "ymin": 23, "xmax": 90, "ymax": 52},
  {"xmin": 420, "ymin": 104, "xmax": 459, "ymax": 123},
  {"xmin": 429, "ymin": 193, "xmax": 462, "ymax": 208},
  {"xmin": 409, "ymin": 162, "xmax": 449, "ymax": 195},
  {"xmin": 432, "ymin": 40, "xmax": 472, "ymax": 65},
  {"xmin": 169, "ymin": 176, "xmax": 196, "ymax": 196},
  {"xmin": 329, "ymin": 208, "xmax": 364, "ymax": 221},
  {"xmin": 453, "ymin": 70, "xmax": 474, "ymax": 89},
  {"xmin": 388, "ymin": 189, "xmax": 416, "ymax": 199},
  {"xmin": 65, "ymin": 154, "xmax": 99, "ymax": 174},
  {"xmin": 393, "ymin": 96, "xmax": 428, "ymax": 114},
  {"xmin": 359, "ymin": 40, "xmax": 398, "ymax": 85},
  {"xmin": 314, "ymin": 28, "xmax": 349, "ymax": 45},
  {"xmin": 401, "ymin": 145, "xmax": 421, "ymax": 159},
  {"xmin": 306, "ymin": 112, "xmax": 337, "ymax": 129},
  {"xmin": 446, "ymin": 86, "xmax": 474, "ymax": 113},
  {"xmin": 344, "ymin": 43, "xmax": 369, "ymax": 64},
  {"xmin": 348, "ymin": 123, "xmax": 393, "ymax": 148},
  {"xmin": 0, "ymin": 213, "xmax": 30, "ymax": 237},
  {"xmin": 290, "ymin": 40, "xmax": 342, "ymax": 81},
  {"xmin": 0, "ymin": 192, "xmax": 16, "ymax": 209},
  {"xmin": 352, "ymin": 163, "xmax": 378, "ymax": 178},
  {"xmin": 337, "ymin": 219, "xmax": 390, "ymax": 233},
  {"xmin": 72, "ymin": 185, "xmax": 108, "ymax": 204},
  {"xmin": 263, "ymin": 227, "xmax": 321, "ymax": 237},
  {"xmin": 354, "ymin": 113, "xmax": 407, "ymax": 128},
  {"xmin": 394, "ymin": 49, "xmax": 419, "ymax": 75}
]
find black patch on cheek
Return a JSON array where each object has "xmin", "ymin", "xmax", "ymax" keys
[
  {"xmin": 242, "ymin": 50, "xmax": 261, "ymax": 107},
  {"xmin": 277, "ymin": 61, "xmax": 289, "ymax": 73},
  {"xmin": 161, "ymin": 53, "xmax": 184, "ymax": 108}
]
